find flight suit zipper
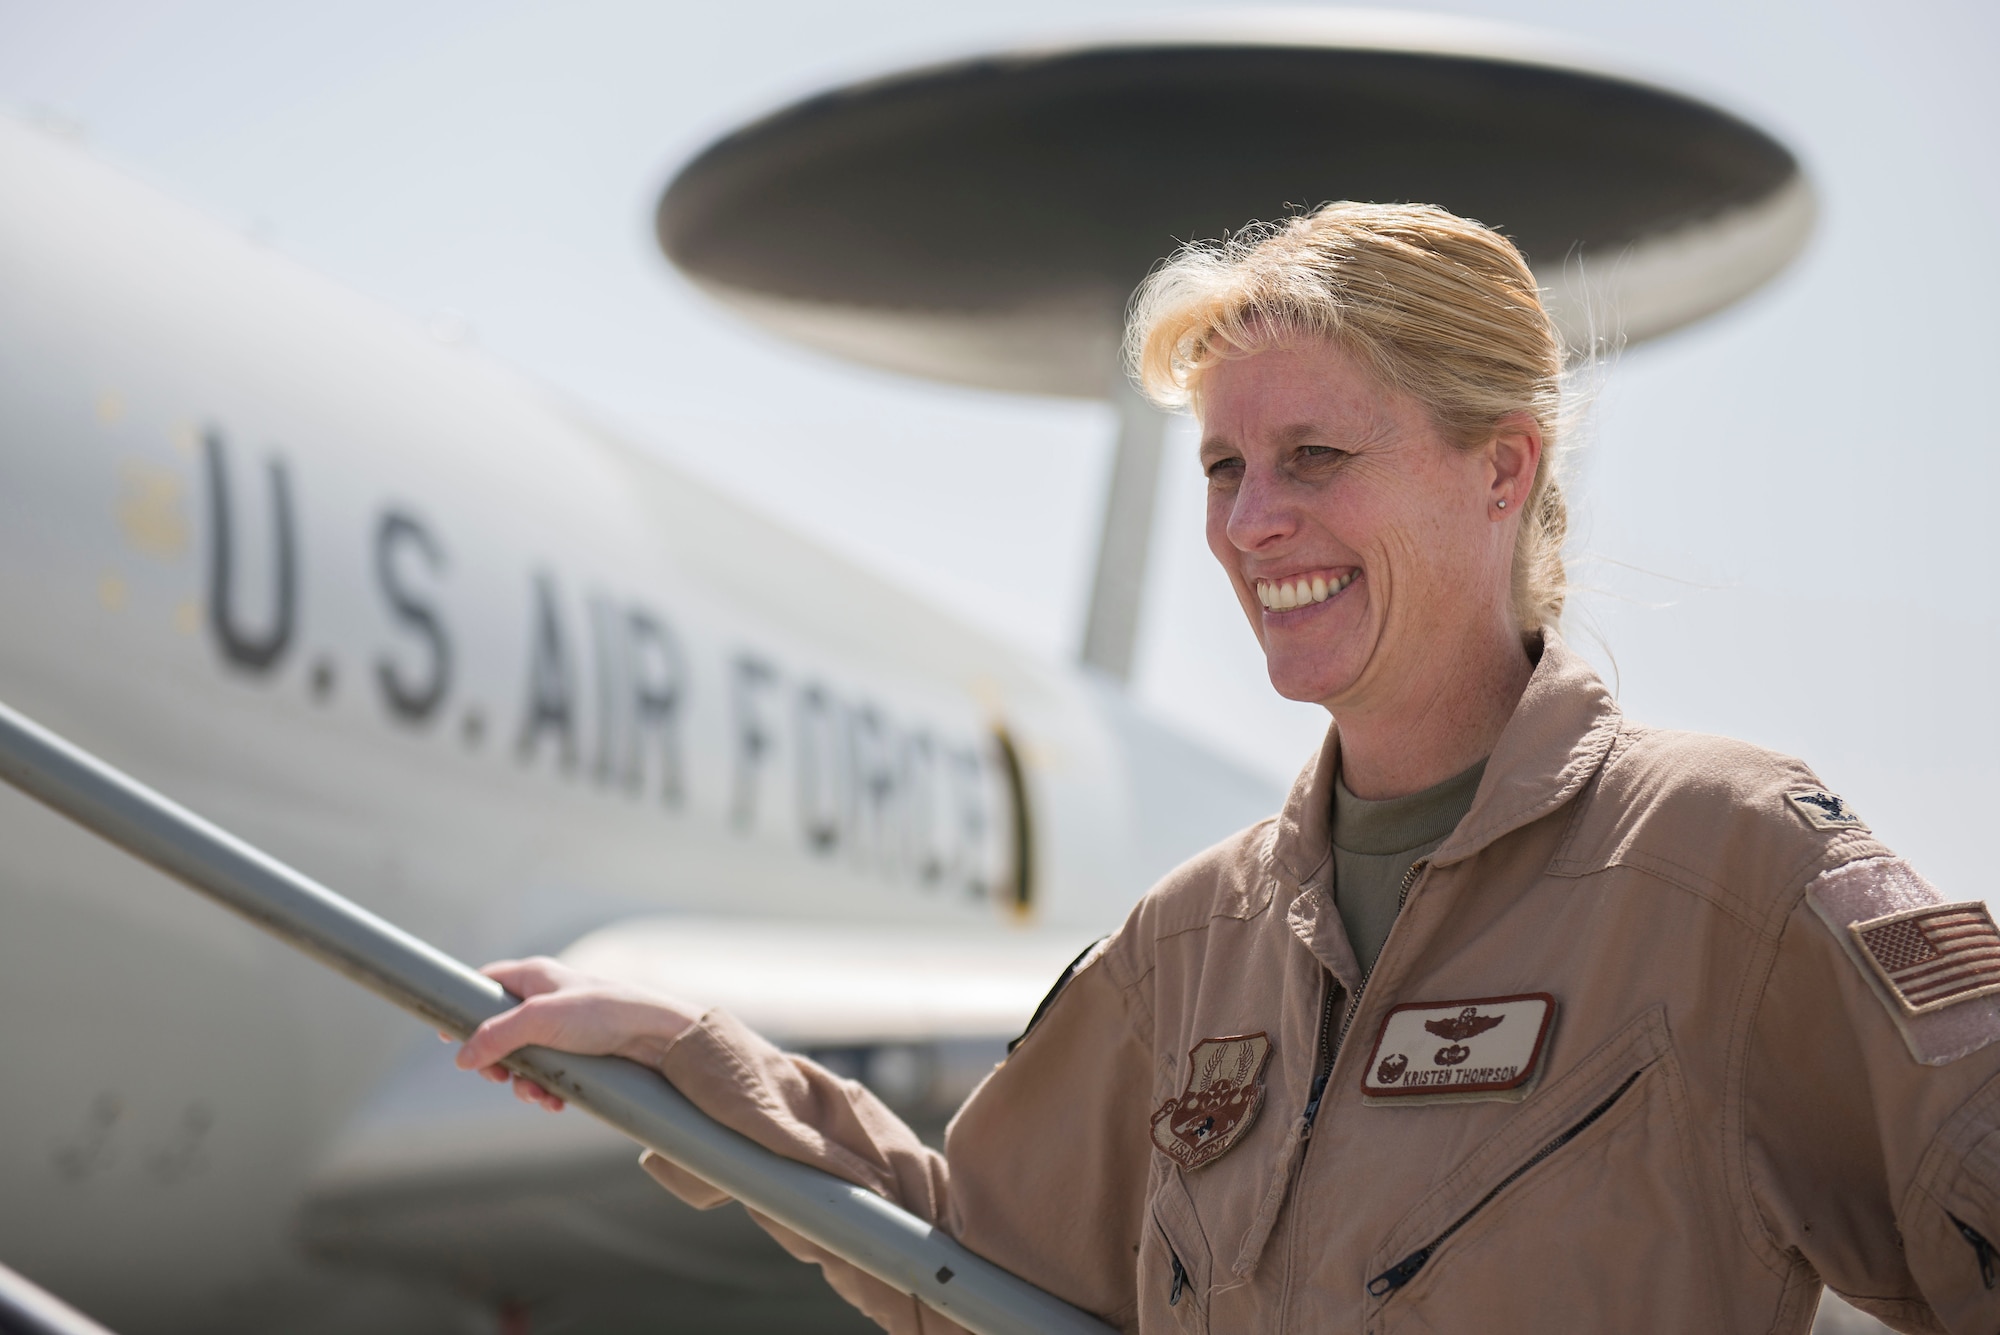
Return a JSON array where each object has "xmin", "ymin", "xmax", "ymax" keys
[
  {"xmin": 1364, "ymin": 1069, "xmax": 1644, "ymax": 1296},
  {"xmin": 1302, "ymin": 859, "xmax": 1427, "ymax": 1133},
  {"xmin": 1950, "ymin": 1213, "xmax": 1998, "ymax": 1289},
  {"xmin": 1158, "ymin": 1221, "xmax": 1189, "ymax": 1306}
]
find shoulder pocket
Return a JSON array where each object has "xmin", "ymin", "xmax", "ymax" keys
[{"xmin": 1363, "ymin": 1006, "xmax": 1724, "ymax": 1333}]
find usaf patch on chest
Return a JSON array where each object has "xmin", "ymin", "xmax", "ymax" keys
[
  {"xmin": 1150, "ymin": 1032, "xmax": 1272, "ymax": 1169},
  {"xmin": 1787, "ymin": 789, "xmax": 1868, "ymax": 833},
  {"xmin": 1360, "ymin": 994, "xmax": 1557, "ymax": 1104}
]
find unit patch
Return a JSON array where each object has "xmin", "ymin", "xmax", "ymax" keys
[
  {"xmin": 1852, "ymin": 902, "xmax": 2000, "ymax": 1014},
  {"xmin": 1150, "ymin": 1032, "xmax": 1272, "ymax": 1169},
  {"xmin": 1361, "ymin": 994, "xmax": 1556, "ymax": 1104},
  {"xmin": 1787, "ymin": 789, "xmax": 1868, "ymax": 833}
]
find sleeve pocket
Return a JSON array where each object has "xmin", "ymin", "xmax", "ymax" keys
[{"xmin": 1905, "ymin": 1073, "xmax": 2000, "ymax": 1331}]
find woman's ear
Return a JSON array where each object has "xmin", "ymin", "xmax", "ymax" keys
[{"xmin": 1486, "ymin": 412, "xmax": 1543, "ymax": 515}]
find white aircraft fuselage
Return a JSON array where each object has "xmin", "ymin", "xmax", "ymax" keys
[{"xmin": 0, "ymin": 118, "xmax": 1277, "ymax": 1331}]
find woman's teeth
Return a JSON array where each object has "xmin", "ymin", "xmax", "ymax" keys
[{"xmin": 1255, "ymin": 570, "xmax": 1356, "ymax": 610}]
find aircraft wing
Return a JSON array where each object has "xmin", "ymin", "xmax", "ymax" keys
[
  {"xmin": 295, "ymin": 919, "xmax": 1096, "ymax": 1324},
  {"xmin": 561, "ymin": 916, "xmax": 1095, "ymax": 1043}
]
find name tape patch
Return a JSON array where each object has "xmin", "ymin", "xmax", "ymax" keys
[
  {"xmin": 1788, "ymin": 789, "xmax": 1868, "ymax": 833},
  {"xmin": 1852, "ymin": 901, "xmax": 2000, "ymax": 1015},
  {"xmin": 1150, "ymin": 1032, "xmax": 1272, "ymax": 1169},
  {"xmin": 1361, "ymin": 994, "xmax": 1556, "ymax": 1103}
]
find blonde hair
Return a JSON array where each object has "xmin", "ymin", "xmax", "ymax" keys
[{"xmin": 1129, "ymin": 202, "xmax": 1570, "ymax": 631}]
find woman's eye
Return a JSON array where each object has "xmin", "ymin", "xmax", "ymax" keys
[{"xmin": 1290, "ymin": 445, "xmax": 1350, "ymax": 476}]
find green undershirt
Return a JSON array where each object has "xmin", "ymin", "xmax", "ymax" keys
[{"xmin": 1333, "ymin": 758, "xmax": 1487, "ymax": 976}]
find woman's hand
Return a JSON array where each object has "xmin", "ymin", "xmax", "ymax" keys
[{"xmin": 450, "ymin": 956, "xmax": 702, "ymax": 1112}]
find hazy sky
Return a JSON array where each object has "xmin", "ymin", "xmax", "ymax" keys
[{"xmin": 1, "ymin": 0, "xmax": 1994, "ymax": 894}]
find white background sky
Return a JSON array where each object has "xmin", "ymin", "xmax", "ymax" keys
[{"xmin": 1, "ymin": 0, "xmax": 1994, "ymax": 895}]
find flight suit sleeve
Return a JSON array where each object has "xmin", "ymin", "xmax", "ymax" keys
[
  {"xmin": 1744, "ymin": 855, "xmax": 2000, "ymax": 1334},
  {"xmin": 637, "ymin": 935, "xmax": 1155, "ymax": 1334}
]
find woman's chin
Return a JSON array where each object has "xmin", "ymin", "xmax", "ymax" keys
[{"xmin": 1264, "ymin": 655, "xmax": 1362, "ymax": 707}]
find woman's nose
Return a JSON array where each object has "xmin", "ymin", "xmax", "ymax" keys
[{"xmin": 1223, "ymin": 469, "xmax": 1298, "ymax": 551}]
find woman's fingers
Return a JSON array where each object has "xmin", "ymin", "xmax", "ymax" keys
[
  {"xmin": 451, "ymin": 959, "xmax": 699, "ymax": 1089},
  {"xmin": 462, "ymin": 1047, "xmax": 563, "ymax": 1110},
  {"xmin": 456, "ymin": 995, "xmax": 556, "ymax": 1073},
  {"xmin": 481, "ymin": 956, "xmax": 571, "ymax": 999},
  {"xmin": 512, "ymin": 1074, "xmax": 565, "ymax": 1112},
  {"xmin": 456, "ymin": 958, "xmax": 589, "ymax": 1071},
  {"xmin": 456, "ymin": 963, "xmax": 632, "ymax": 1071}
]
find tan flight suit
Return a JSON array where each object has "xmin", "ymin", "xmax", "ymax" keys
[{"xmin": 640, "ymin": 636, "xmax": 2000, "ymax": 1333}]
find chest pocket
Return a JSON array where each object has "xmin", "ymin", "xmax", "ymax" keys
[
  {"xmin": 1138, "ymin": 1166, "xmax": 1212, "ymax": 1334},
  {"xmin": 1362, "ymin": 1006, "xmax": 1724, "ymax": 1335}
]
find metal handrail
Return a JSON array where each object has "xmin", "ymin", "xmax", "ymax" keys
[
  {"xmin": 0, "ymin": 700, "xmax": 1115, "ymax": 1335},
  {"xmin": 0, "ymin": 1262, "xmax": 118, "ymax": 1335}
]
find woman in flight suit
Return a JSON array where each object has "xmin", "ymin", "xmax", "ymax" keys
[{"xmin": 454, "ymin": 203, "xmax": 2000, "ymax": 1333}]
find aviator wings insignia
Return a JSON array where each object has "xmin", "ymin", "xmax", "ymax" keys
[{"xmin": 1423, "ymin": 1006, "xmax": 1505, "ymax": 1043}]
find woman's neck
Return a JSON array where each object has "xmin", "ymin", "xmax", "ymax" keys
[{"xmin": 1331, "ymin": 625, "xmax": 1536, "ymax": 801}]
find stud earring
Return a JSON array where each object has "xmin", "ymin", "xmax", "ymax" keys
[{"xmin": 1496, "ymin": 498, "xmax": 1508, "ymax": 510}]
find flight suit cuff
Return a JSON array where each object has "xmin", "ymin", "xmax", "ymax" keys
[
  {"xmin": 653, "ymin": 1005, "xmax": 782, "ymax": 1112},
  {"xmin": 633, "ymin": 1008, "xmax": 750, "ymax": 1209},
  {"xmin": 647, "ymin": 1006, "xmax": 904, "ymax": 1196}
]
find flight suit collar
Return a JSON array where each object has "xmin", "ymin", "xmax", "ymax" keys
[
  {"xmin": 1431, "ymin": 632, "xmax": 1622, "ymax": 867},
  {"xmin": 1269, "ymin": 716, "xmax": 1353, "ymax": 985},
  {"xmin": 1270, "ymin": 632, "xmax": 1621, "ymax": 953}
]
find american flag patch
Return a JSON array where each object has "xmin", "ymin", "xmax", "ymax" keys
[{"xmin": 1852, "ymin": 902, "xmax": 2000, "ymax": 1014}]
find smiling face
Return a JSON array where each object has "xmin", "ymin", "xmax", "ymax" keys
[{"xmin": 1199, "ymin": 339, "xmax": 1527, "ymax": 714}]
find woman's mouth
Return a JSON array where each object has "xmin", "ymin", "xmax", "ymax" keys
[{"xmin": 1255, "ymin": 569, "xmax": 1358, "ymax": 611}]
